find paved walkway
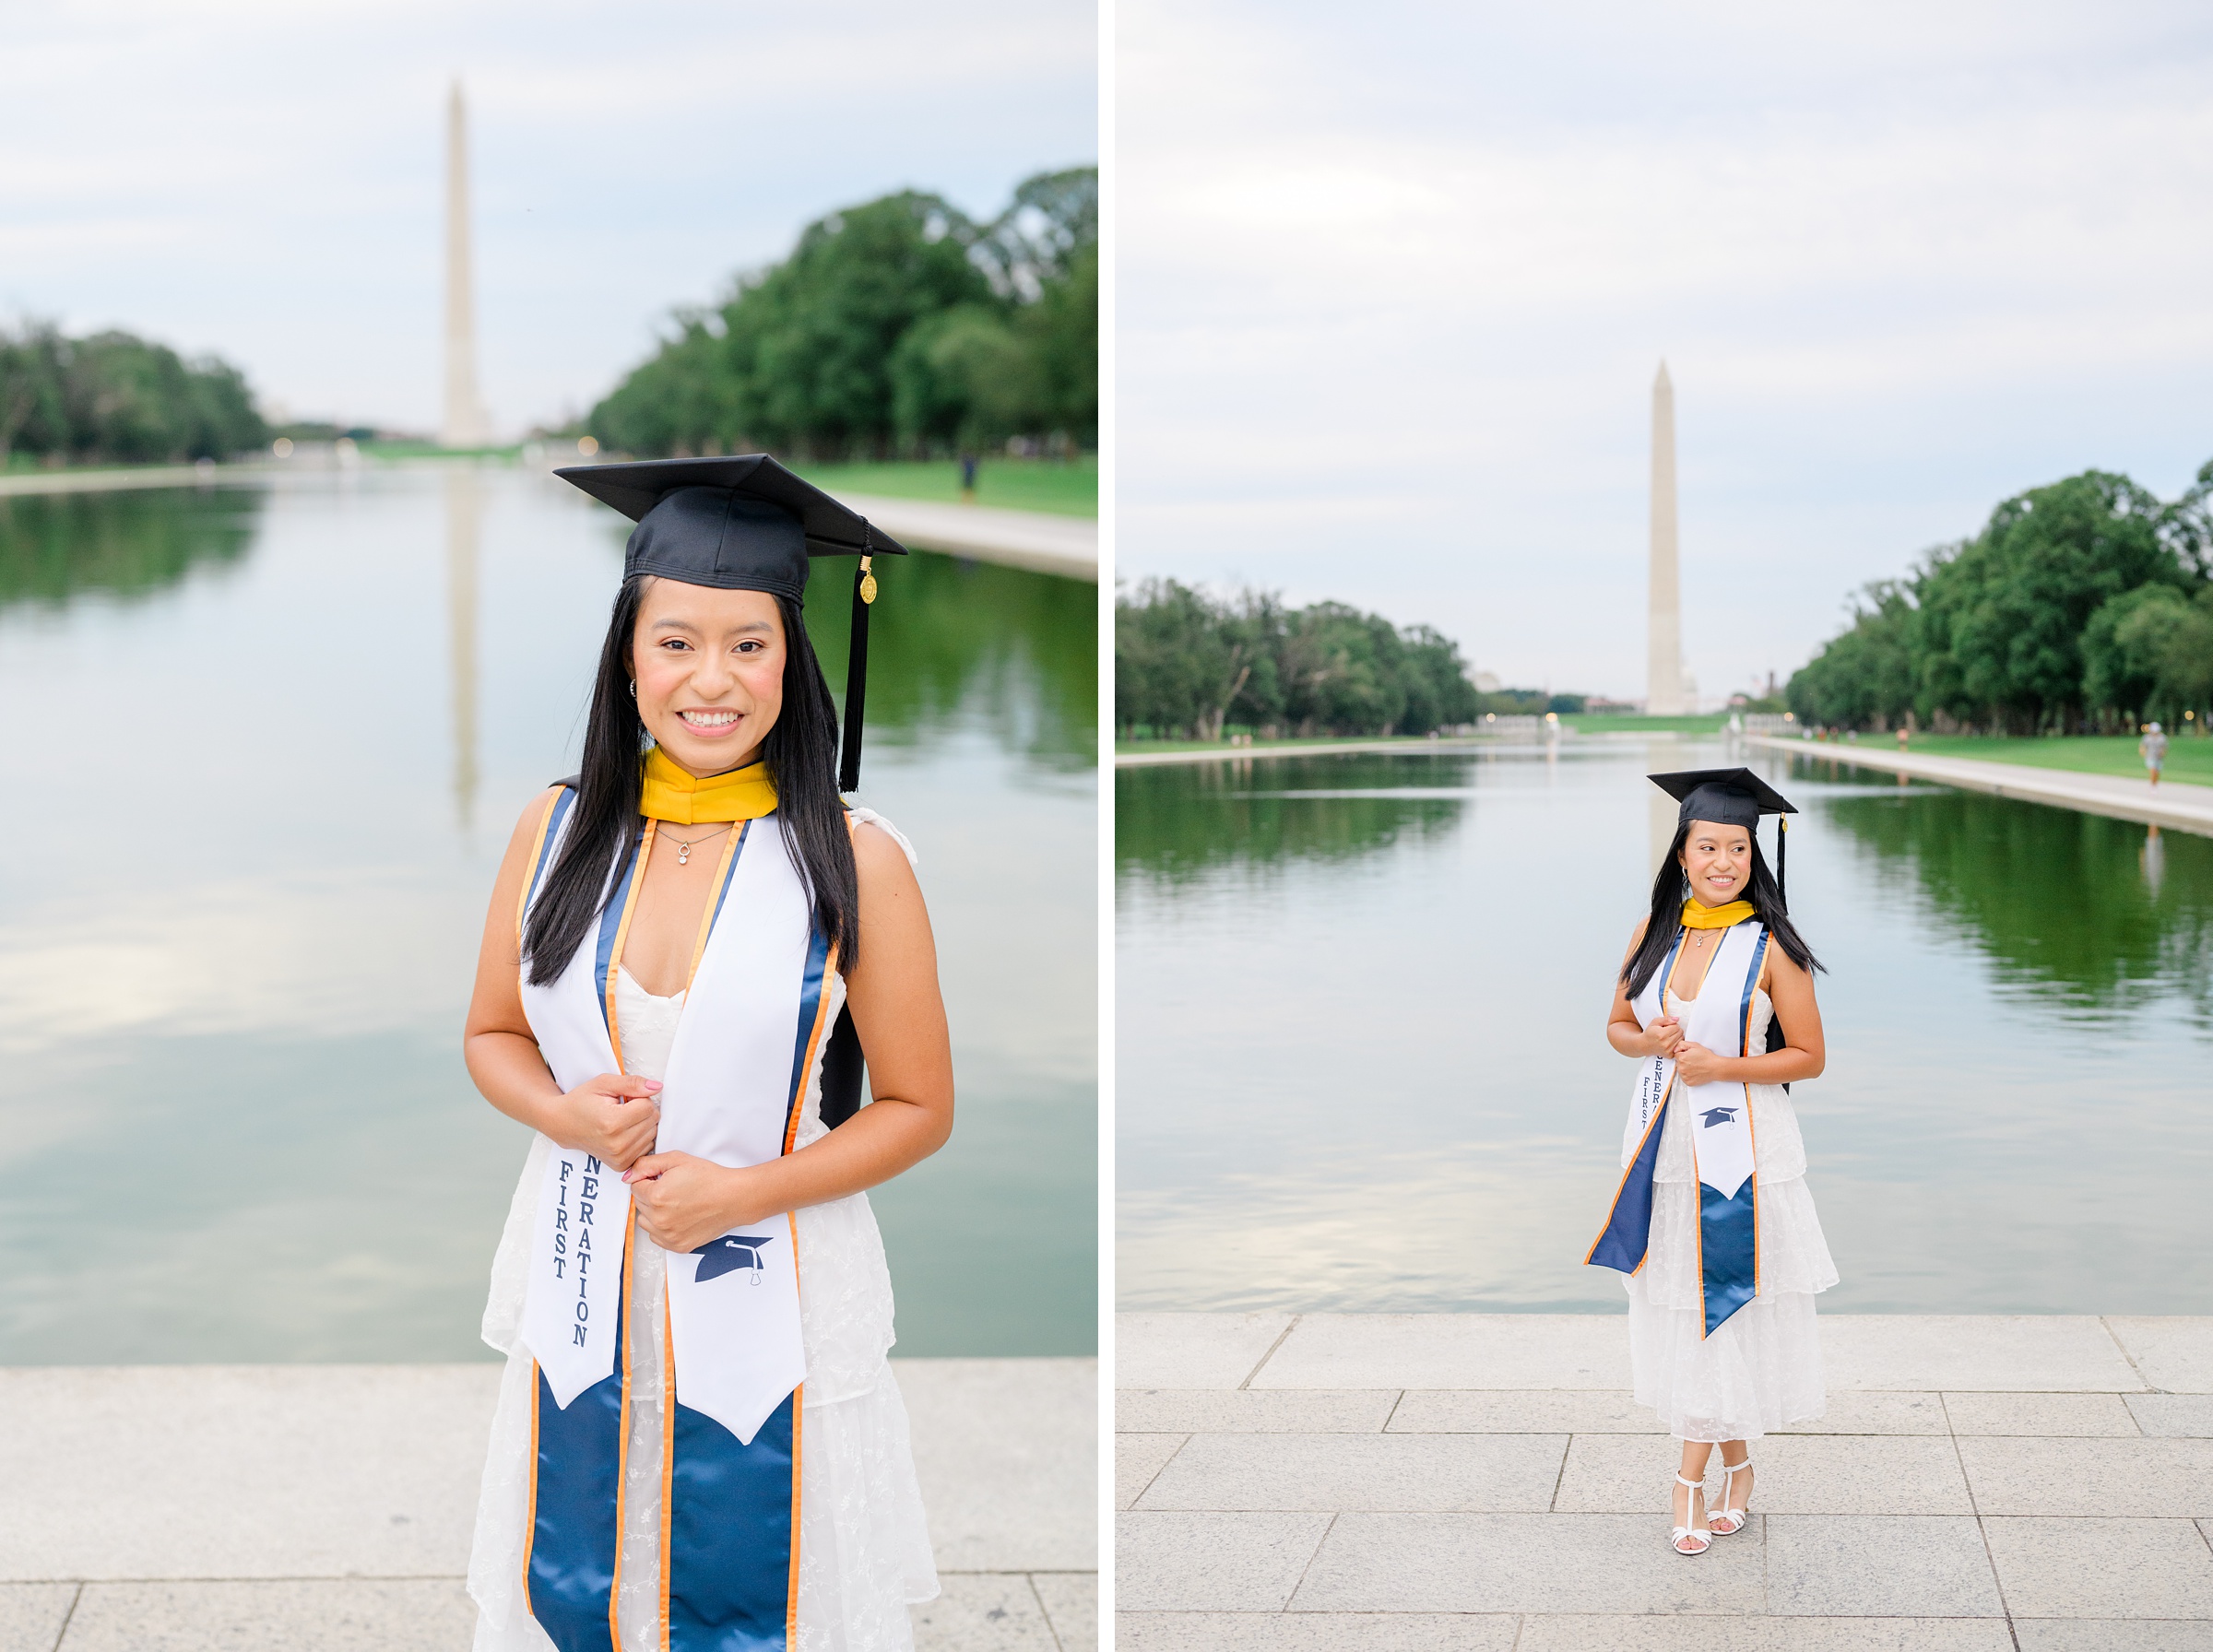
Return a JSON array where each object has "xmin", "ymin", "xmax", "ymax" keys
[
  {"xmin": 0, "ymin": 462, "xmax": 235, "ymax": 497},
  {"xmin": 1116, "ymin": 738, "xmax": 1489, "ymax": 769},
  {"xmin": 834, "ymin": 493, "xmax": 1096, "ymax": 582},
  {"xmin": 1749, "ymin": 735, "xmax": 2213, "ymax": 838},
  {"xmin": 0, "ymin": 467, "xmax": 1096, "ymax": 584},
  {"xmin": 0, "ymin": 1357, "xmax": 1095, "ymax": 1652},
  {"xmin": 1118, "ymin": 1313, "xmax": 2213, "ymax": 1650}
]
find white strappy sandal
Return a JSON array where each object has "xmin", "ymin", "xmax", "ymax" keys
[
  {"xmin": 1670, "ymin": 1473, "xmax": 1710, "ymax": 1555},
  {"xmin": 1708, "ymin": 1452, "xmax": 1753, "ymax": 1535}
]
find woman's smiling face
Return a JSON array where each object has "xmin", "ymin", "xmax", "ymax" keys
[
  {"xmin": 1679, "ymin": 819, "xmax": 1752, "ymax": 907},
  {"xmin": 630, "ymin": 577, "xmax": 787, "ymax": 776}
]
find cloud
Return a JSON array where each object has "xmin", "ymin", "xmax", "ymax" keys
[
  {"xmin": 0, "ymin": 0, "xmax": 1097, "ymax": 433},
  {"xmin": 1118, "ymin": 0, "xmax": 2213, "ymax": 698}
]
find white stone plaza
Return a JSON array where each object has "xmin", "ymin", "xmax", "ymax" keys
[
  {"xmin": 1118, "ymin": 1312, "xmax": 2213, "ymax": 1649},
  {"xmin": 0, "ymin": 1357, "xmax": 1095, "ymax": 1652}
]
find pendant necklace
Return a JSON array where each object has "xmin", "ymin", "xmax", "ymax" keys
[{"xmin": 656, "ymin": 821, "xmax": 734, "ymax": 867}]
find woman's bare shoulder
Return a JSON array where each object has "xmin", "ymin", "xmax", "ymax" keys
[
  {"xmin": 1765, "ymin": 938, "xmax": 1813, "ymax": 985},
  {"xmin": 503, "ymin": 785, "xmax": 569, "ymax": 863},
  {"xmin": 852, "ymin": 817, "xmax": 923, "ymax": 893}
]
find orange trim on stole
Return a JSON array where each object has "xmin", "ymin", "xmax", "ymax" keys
[
  {"xmin": 603, "ymin": 823, "xmax": 657, "ymax": 1073},
  {"xmin": 1739, "ymin": 931, "xmax": 1771, "ymax": 1307},
  {"xmin": 522, "ymin": 1358, "xmax": 543, "ymax": 1600},
  {"xmin": 684, "ymin": 822, "xmax": 748, "ymax": 989},
  {"xmin": 515, "ymin": 790, "xmax": 563, "ymax": 945},
  {"xmin": 607, "ymin": 1219, "xmax": 637, "ymax": 1650},
  {"xmin": 786, "ymin": 943, "xmax": 842, "ymax": 1156},
  {"xmin": 786, "ymin": 1210, "xmax": 805, "ymax": 1647},
  {"xmin": 658, "ymin": 1289, "xmax": 676, "ymax": 1648}
]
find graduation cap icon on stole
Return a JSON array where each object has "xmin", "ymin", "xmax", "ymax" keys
[
  {"xmin": 554, "ymin": 453, "xmax": 908, "ymax": 792},
  {"xmin": 692, "ymin": 1234, "xmax": 775, "ymax": 1285},
  {"xmin": 1698, "ymin": 1106, "xmax": 1740, "ymax": 1128}
]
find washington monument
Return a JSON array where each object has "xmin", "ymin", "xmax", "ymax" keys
[
  {"xmin": 1646, "ymin": 361, "xmax": 1686, "ymax": 715},
  {"xmin": 442, "ymin": 81, "xmax": 491, "ymax": 448}
]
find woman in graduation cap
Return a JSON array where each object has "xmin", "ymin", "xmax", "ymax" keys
[
  {"xmin": 460, "ymin": 456, "xmax": 949, "ymax": 1650},
  {"xmin": 1586, "ymin": 768, "xmax": 1837, "ymax": 1557}
]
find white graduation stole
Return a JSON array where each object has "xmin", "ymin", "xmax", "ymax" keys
[
  {"xmin": 1588, "ymin": 916, "xmax": 1770, "ymax": 1335},
  {"xmin": 515, "ymin": 800, "xmax": 823, "ymax": 1443}
]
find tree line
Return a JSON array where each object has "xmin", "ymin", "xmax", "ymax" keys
[
  {"xmin": 589, "ymin": 169, "xmax": 1097, "ymax": 463},
  {"xmin": 0, "ymin": 324, "xmax": 267, "ymax": 465},
  {"xmin": 1789, "ymin": 466, "xmax": 2213, "ymax": 734},
  {"xmin": 1117, "ymin": 579, "xmax": 1481, "ymax": 740}
]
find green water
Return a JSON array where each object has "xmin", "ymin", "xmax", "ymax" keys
[
  {"xmin": 1117, "ymin": 739, "xmax": 2213, "ymax": 1315},
  {"xmin": 0, "ymin": 469, "xmax": 1095, "ymax": 1362}
]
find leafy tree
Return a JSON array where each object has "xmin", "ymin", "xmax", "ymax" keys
[
  {"xmin": 2082, "ymin": 584, "xmax": 2213, "ymax": 725},
  {"xmin": 1786, "ymin": 580, "xmax": 1921, "ymax": 728},
  {"xmin": 1917, "ymin": 472, "xmax": 2184, "ymax": 731},
  {"xmin": 1790, "ymin": 466, "xmax": 2212, "ymax": 733},
  {"xmin": 592, "ymin": 170, "xmax": 1097, "ymax": 461},
  {"xmin": 1117, "ymin": 582, "xmax": 1480, "ymax": 739},
  {"xmin": 890, "ymin": 305, "xmax": 1043, "ymax": 450},
  {"xmin": 0, "ymin": 323, "xmax": 265, "ymax": 464}
]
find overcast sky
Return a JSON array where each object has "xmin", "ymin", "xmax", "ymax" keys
[
  {"xmin": 1118, "ymin": 0, "xmax": 2213, "ymax": 701},
  {"xmin": 1, "ymin": 0, "xmax": 1095, "ymax": 436}
]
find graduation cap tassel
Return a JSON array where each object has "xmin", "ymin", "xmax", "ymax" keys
[
  {"xmin": 1777, "ymin": 815, "xmax": 1789, "ymax": 912},
  {"xmin": 837, "ymin": 550, "xmax": 876, "ymax": 793}
]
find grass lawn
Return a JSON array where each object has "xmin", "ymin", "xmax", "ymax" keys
[
  {"xmin": 797, "ymin": 457, "xmax": 1095, "ymax": 518},
  {"xmin": 1560, "ymin": 713, "xmax": 1733, "ymax": 735},
  {"xmin": 1871, "ymin": 732, "xmax": 2213, "ymax": 788},
  {"xmin": 359, "ymin": 440, "xmax": 522, "ymax": 461}
]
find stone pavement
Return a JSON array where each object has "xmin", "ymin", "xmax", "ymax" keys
[
  {"xmin": 832, "ymin": 492, "xmax": 1097, "ymax": 582},
  {"xmin": 0, "ymin": 1356, "xmax": 1095, "ymax": 1652},
  {"xmin": 1118, "ymin": 1314, "xmax": 2213, "ymax": 1650},
  {"xmin": 1747, "ymin": 734, "xmax": 2213, "ymax": 838}
]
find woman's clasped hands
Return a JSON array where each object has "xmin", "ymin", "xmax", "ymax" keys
[
  {"xmin": 1642, "ymin": 1015, "xmax": 1728, "ymax": 1084},
  {"xmin": 550, "ymin": 1071, "xmax": 663, "ymax": 1171},
  {"xmin": 623, "ymin": 1151, "xmax": 777, "ymax": 1255}
]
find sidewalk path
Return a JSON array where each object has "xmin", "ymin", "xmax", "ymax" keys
[
  {"xmin": 1118, "ymin": 1312, "xmax": 2213, "ymax": 1649},
  {"xmin": 0, "ymin": 1356, "xmax": 1095, "ymax": 1652},
  {"xmin": 0, "ymin": 464, "xmax": 231, "ymax": 497},
  {"xmin": 1117, "ymin": 738, "xmax": 1489, "ymax": 769},
  {"xmin": 0, "ymin": 468, "xmax": 1096, "ymax": 584},
  {"xmin": 1750, "ymin": 734, "xmax": 2213, "ymax": 838},
  {"xmin": 833, "ymin": 493, "xmax": 1096, "ymax": 582}
]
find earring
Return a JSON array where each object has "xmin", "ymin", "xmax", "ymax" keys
[{"xmin": 629, "ymin": 681, "xmax": 637, "ymax": 698}]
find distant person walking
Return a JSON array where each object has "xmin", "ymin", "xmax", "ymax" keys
[
  {"xmin": 1587, "ymin": 768, "xmax": 1835, "ymax": 1556},
  {"xmin": 2141, "ymin": 721, "xmax": 2168, "ymax": 787},
  {"xmin": 958, "ymin": 450, "xmax": 978, "ymax": 502}
]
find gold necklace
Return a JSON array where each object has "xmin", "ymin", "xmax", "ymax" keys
[{"xmin": 653, "ymin": 821, "xmax": 733, "ymax": 867}]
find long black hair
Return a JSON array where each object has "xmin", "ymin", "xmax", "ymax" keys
[
  {"xmin": 523, "ymin": 574, "xmax": 859, "ymax": 986},
  {"xmin": 1620, "ymin": 823, "xmax": 1822, "ymax": 1000}
]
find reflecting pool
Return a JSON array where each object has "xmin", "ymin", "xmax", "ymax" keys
[
  {"xmin": 0, "ymin": 467, "xmax": 1095, "ymax": 1362},
  {"xmin": 1117, "ymin": 738, "xmax": 2213, "ymax": 1316}
]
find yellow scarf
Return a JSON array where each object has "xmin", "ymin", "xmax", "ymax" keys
[
  {"xmin": 639, "ymin": 747, "xmax": 778, "ymax": 826},
  {"xmin": 1681, "ymin": 898, "xmax": 1756, "ymax": 929}
]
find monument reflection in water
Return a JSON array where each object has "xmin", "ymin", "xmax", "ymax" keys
[
  {"xmin": 1118, "ymin": 741, "xmax": 2213, "ymax": 1316},
  {"xmin": 0, "ymin": 469, "xmax": 1095, "ymax": 1362}
]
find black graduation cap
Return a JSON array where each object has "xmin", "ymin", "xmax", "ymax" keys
[
  {"xmin": 1648, "ymin": 766, "xmax": 1796, "ymax": 830},
  {"xmin": 1649, "ymin": 766, "xmax": 1799, "ymax": 907},
  {"xmin": 554, "ymin": 454, "xmax": 907, "ymax": 792}
]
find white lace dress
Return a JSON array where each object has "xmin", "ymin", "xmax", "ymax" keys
[
  {"xmin": 1623, "ymin": 985, "xmax": 1838, "ymax": 1443},
  {"xmin": 467, "ymin": 967, "xmax": 940, "ymax": 1650}
]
